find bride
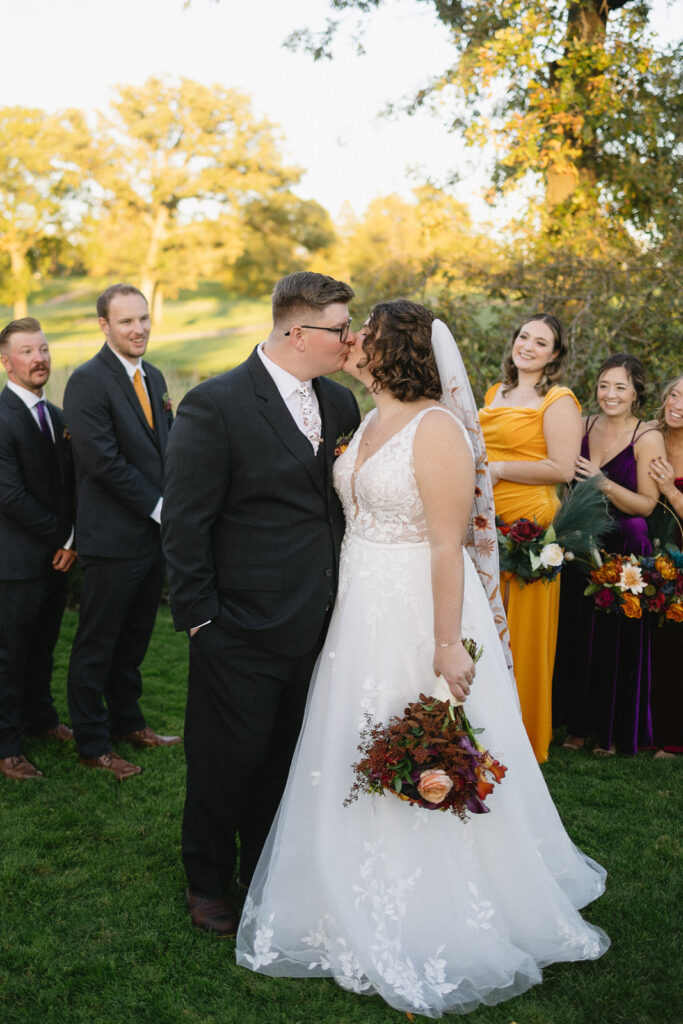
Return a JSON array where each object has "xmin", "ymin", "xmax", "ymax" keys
[{"xmin": 236, "ymin": 301, "xmax": 609, "ymax": 1017}]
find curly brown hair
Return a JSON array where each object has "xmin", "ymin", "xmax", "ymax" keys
[
  {"xmin": 360, "ymin": 300, "xmax": 440, "ymax": 401},
  {"xmin": 500, "ymin": 313, "xmax": 569, "ymax": 397}
]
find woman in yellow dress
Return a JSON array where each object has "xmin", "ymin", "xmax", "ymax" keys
[{"xmin": 479, "ymin": 315, "xmax": 581, "ymax": 762}]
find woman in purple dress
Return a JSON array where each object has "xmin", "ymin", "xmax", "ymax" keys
[
  {"xmin": 647, "ymin": 374, "xmax": 683, "ymax": 756},
  {"xmin": 554, "ymin": 354, "xmax": 666, "ymax": 755}
]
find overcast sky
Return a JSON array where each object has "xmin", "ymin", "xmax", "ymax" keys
[{"xmin": 3, "ymin": 0, "xmax": 680, "ymax": 225}]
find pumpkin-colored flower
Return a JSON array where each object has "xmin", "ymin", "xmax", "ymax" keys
[
  {"xmin": 621, "ymin": 593, "xmax": 642, "ymax": 619},
  {"xmin": 665, "ymin": 601, "xmax": 683, "ymax": 622},
  {"xmin": 654, "ymin": 556, "xmax": 677, "ymax": 581},
  {"xmin": 593, "ymin": 560, "xmax": 621, "ymax": 585}
]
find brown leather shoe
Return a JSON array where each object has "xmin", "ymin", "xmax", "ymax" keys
[
  {"xmin": 0, "ymin": 755, "xmax": 44, "ymax": 780},
  {"xmin": 186, "ymin": 890, "xmax": 240, "ymax": 937},
  {"xmin": 79, "ymin": 751, "xmax": 142, "ymax": 780},
  {"xmin": 112, "ymin": 726, "xmax": 181, "ymax": 748},
  {"xmin": 35, "ymin": 723, "xmax": 74, "ymax": 742}
]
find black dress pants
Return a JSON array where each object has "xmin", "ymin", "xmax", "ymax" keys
[
  {"xmin": 182, "ymin": 622, "xmax": 324, "ymax": 898},
  {"xmin": 0, "ymin": 573, "xmax": 67, "ymax": 758},
  {"xmin": 67, "ymin": 548, "xmax": 164, "ymax": 759}
]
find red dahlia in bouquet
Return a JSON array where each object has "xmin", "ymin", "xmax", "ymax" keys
[{"xmin": 345, "ymin": 640, "xmax": 507, "ymax": 820}]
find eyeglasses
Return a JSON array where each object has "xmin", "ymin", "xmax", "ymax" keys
[{"xmin": 285, "ymin": 319, "xmax": 352, "ymax": 344}]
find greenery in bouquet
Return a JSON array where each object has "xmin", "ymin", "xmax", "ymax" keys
[
  {"xmin": 345, "ymin": 640, "xmax": 507, "ymax": 820},
  {"xmin": 496, "ymin": 479, "xmax": 611, "ymax": 585},
  {"xmin": 584, "ymin": 546, "xmax": 683, "ymax": 622}
]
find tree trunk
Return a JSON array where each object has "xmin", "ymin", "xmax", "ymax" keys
[
  {"xmin": 9, "ymin": 246, "xmax": 29, "ymax": 319},
  {"xmin": 139, "ymin": 205, "xmax": 169, "ymax": 312},
  {"xmin": 545, "ymin": 0, "xmax": 611, "ymax": 209},
  {"xmin": 152, "ymin": 284, "xmax": 164, "ymax": 325}
]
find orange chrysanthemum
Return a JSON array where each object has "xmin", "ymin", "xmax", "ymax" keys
[
  {"xmin": 593, "ymin": 560, "xmax": 621, "ymax": 585},
  {"xmin": 654, "ymin": 556, "xmax": 677, "ymax": 581}
]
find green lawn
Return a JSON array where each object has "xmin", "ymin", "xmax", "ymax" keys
[{"xmin": 0, "ymin": 609, "xmax": 680, "ymax": 1024}]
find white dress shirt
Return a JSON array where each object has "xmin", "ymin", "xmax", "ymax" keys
[{"xmin": 257, "ymin": 342, "xmax": 321, "ymax": 434}]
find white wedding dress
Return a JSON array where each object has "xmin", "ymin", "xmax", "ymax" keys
[{"xmin": 236, "ymin": 407, "xmax": 609, "ymax": 1017}]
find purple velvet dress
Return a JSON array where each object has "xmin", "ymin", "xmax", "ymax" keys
[{"xmin": 553, "ymin": 420, "xmax": 653, "ymax": 753}]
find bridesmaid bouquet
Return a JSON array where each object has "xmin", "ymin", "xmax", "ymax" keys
[
  {"xmin": 345, "ymin": 640, "xmax": 507, "ymax": 820},
  {"xmin": 584, "ymin": 547, "xmax": 683, "ymax": 622},
  {"xmin": 496, "ymin": 479, "xmax": 611, "ymax": 584}
]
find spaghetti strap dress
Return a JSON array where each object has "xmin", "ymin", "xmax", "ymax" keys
[
  {"xmin": 478, "ymin": 383, "xmax": 581, "ymax": 763},
  {"xmin": 553, "ymin": 419, "xmax": 654, "ymax": 753}
]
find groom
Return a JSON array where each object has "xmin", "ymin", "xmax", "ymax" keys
[{"xmin": 162, "ymin": 271, "xmax": 360, "ymax": 935}]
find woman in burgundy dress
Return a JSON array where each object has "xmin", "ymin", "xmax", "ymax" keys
[
  {"xmin": 553, "ymin": 355, "xmax": 666, "ymax": 755},
  {"xmin": 648, "ymin": 374, "xmax": 683, "ymax": 756}
]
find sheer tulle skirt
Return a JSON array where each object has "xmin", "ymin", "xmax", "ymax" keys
[{"xmin": 236, "ymin": 534, "xmax": 609, "ymax": 1017}]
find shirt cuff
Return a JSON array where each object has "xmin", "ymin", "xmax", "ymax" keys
[
  {"xmin": 191, "ymin": 620, "xmax": 212, "ymax": 632},
  {"xmin": 150, "ymin": 497, "xmax": 163, "ymax": 524},
  {"xmin": 63, "ymin": 528, "xmax": 75, "ymax": 551}
]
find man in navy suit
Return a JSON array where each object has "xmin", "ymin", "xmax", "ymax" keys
[
  {"xmin": 64, "ymin": 285, "xmax": 180, "ymax": 781},
  {"xmin": 163, "ymin": 271, "xmax": 360, "ymax": 934},
  {"xmin": 0, "ymin": 317, "xmax": 76, "ymax": 780}
]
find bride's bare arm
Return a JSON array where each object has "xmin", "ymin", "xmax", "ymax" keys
[{"xmin": 414, "ymin": 410, "xmax": 475, "ymax": 702}]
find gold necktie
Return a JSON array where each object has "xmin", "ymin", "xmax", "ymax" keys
[{"xmin": 133, "ymin": 368, "xmax": 154, "ymax": 430}]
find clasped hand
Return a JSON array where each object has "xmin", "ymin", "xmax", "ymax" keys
[
  {"xmin": 433, "ymin": 644, "xmax": 475, "ymax": 703},
  {"xmin": 648, "ymin": 455, "xmax": 676, "ymax": 496}
]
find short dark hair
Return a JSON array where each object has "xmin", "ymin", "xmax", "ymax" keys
[
  {"xmin": 501, "ymin": 313, "xmax": 569, "ymax": 397},
  {"xmin": 361, "ymin": 300, "xmax": 440, "ymax": 401},
  {"xmin": 272, "ymin": 271, "xmax": 354, "ymax": 327},
  {"xmin": 97, "ymin": 284, "xmax": 148, "ymax": 321},
  {"xmin": 596, "ymin": 353, "xmax": 648, "ymax": 410},
  {"xmin": 0, "ymin": 317, "xmax": 43, "ymax": 350}
]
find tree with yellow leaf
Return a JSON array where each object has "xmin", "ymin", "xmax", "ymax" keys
[
  {"xmin": 288, "ymin": 1, "xmax": 681, "ymax": 232},
  {"xmin": 88, "ymin": 76, "xmax": 308, "ymax": 320},
  {"xmin": 0, "ymin": 107, "xmax": 92, "ymax": 317}
]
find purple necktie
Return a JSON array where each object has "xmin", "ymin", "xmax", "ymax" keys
[{"xmin": 35, "ymin": 400, "xmax": 54, "ymax": 444}]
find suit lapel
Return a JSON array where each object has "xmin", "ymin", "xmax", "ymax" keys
[
  {"xmin": 247, "ymin": 349, "xmax": 326, "ymax": 497},
  {"xmin": 1, "ymin": 386, "xmax": 55, "ymax": 457},
  {"xmin": 98, "ymin": 345, "xmax": 159, "ymax": 447}
]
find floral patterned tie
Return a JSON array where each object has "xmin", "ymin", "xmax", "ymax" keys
[{"xmin": 297, "ymin": 382, "xmax": 322, "ymax": 454}]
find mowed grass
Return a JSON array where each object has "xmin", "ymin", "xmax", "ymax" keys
[{"xmin": 0, "ymin": 609, "xmax": 680, "ymax": 1024}]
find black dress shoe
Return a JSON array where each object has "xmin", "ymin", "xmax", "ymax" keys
[{"xmin": 186, "ymin": 889, "xmax": 240, "ymax": 937}]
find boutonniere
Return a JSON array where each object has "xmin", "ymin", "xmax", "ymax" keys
[
  {"xmin": 335, "ymin": 431, "xmax": 355, "ymax": 457},
  {"xmin": 63, "ymin": 425, "xmax": 71, "ymax": 442},
  {"xmin": 161, "ymin": 392, "xmax": 173, "ymax": 413}
]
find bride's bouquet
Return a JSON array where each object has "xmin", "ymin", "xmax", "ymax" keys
[{"xmin": 345, "ymin": 640, "xmax": 507, "ymax": 820}]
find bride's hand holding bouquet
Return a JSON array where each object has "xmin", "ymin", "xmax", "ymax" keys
[{"xmin": 433, "ymin": 638, "xmax": 474, "ymax": 704}]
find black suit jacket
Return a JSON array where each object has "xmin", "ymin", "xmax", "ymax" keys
[
  {"xmin": 162, "ymin": 347, "xmax": 361, "ymax": 656},
  {"xmin": 63, "ymin": 344, "xmax": 173, "ymax": 558},
  {"xmin": 0, "ymin": 386, "xmax": 74, "ymax": 580}
]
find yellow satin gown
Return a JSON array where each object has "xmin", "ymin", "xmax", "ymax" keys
[{"xmin": 479, "ymin": 383, "xmax": 581, "ymax": 762}]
